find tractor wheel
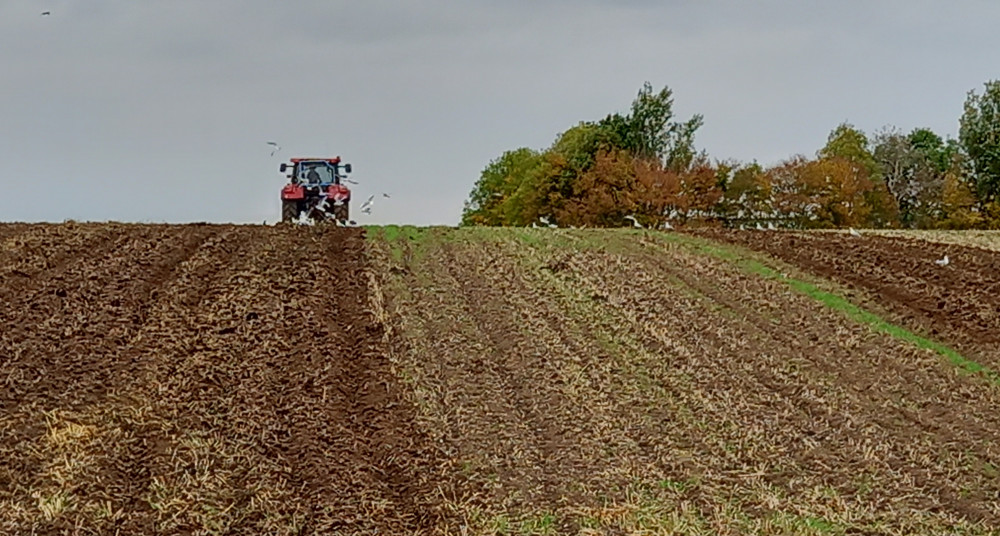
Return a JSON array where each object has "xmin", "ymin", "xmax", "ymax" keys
[
  {"xmin": 334, "ymin": 203, "xmax": 349, "ymax": 223},
  {"xmin": 281, "ymin": 200, "xmax": 299, "ymax": 223}
]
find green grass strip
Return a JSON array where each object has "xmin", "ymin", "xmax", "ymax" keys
[{"xmin": 659, "ymin": 232, "xmax": 1000, "ymax": 385}]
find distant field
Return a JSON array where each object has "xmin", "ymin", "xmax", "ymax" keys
[
  {"xmin": 866, "ymin": 229, "xmax": 1000, "ymax": 252},
  {"xmin": 698, "ymin": 228, "xmax": 1000, "ymax": 370},
  {"xmin": 1, "ymin": 223, "xmax": 999, "ymax": 534},
  {"xmin": 808, "ymin": 227, "xmax": 1000, "ymax": 252}
]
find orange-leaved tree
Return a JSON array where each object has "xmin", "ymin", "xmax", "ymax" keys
[
  {"xmin": 676, "ymin": 162, "xmax": 723, "ymax": 224},
  {"xmin": 556, "ymin": 148, "xmax": 636, "ymax": 227},
  {"xmin": 939, "ymin": 167, "xmax": 984, "ymax": 229},
  {"xmin": 795, "ymin": 156, "xmax": 877, "ymax": 228},
  {"xmin": 718, "ymin": 162, "xmax": 776, "ymax": 226}
]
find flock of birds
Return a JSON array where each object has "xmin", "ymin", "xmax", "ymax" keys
[
  {"xmin": 271, "ymin": 140, "xmax": 954, "ymax": 266},
  {"xmin": 39, "ymin": 6, "xmax": 954, "ymax": 269},
  {"xmin": 530, "ymin": 214, "xmax": 675, "ymax": 231},
  {"xmin": 532, "ymin": 214, "xmax": 951, "ymax": 267},
  {"xmin": 266, "ymin": 144, "xmax": 949, "ymax": 266}
]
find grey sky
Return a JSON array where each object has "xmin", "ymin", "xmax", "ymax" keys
[{"xmin": 2, "ymin": 1, "xmax": 998, "ymax": 225}]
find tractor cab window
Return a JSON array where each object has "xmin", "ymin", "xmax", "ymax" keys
[{"xmin": 299, "ymin": 163, "xmax": 336, "ymax": 185}]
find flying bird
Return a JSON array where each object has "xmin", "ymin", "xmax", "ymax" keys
[
  {"xmin": 343, "ymin": 178, "xmax": 359, "ymax": 185},
  {"xmin": 382, "ymin": 193, "xmax": 391, "ymax": 198},
  {"xmin": 359, "ymin": 194, "xmax": 375, "ymax": 212},
  {"xmin": 849, "ymin": 227, "xmax": 862, "ymax": 237},
  {"xmin": 935, "ymin": 254, "xmax": 950, "ymax": 266},
  {"xmin": 41, "ymin": 11, "xmax": 51, "ymax": 16},
  {"xmin": 266, "ymin": 141, "xmax": 280, "ymax": 156}
]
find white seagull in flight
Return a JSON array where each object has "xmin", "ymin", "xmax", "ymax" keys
[{"xmin": 359, "ymin": 194, "xmax": 375, "ymax": 212}]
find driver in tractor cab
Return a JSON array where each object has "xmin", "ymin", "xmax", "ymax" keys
[{"xmin": 305, "ymin": 165, "xmax": 321, "ymax": 184}]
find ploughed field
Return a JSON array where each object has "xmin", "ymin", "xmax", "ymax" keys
[
  {"xmin": 695, "ymin": 228, "xmax": 1000, "ymax": 373},
  {"xmin": 0, "ymin": 223, "xmax": 441, "ymax": 534},
  {"xmin": 1, "ymin": 223, "xmax": 999, "ymax": 534}
]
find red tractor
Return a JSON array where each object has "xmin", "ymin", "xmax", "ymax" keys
[{"xmin": 279, "ymin": 157, "xmax": 353, "ymax": 223}]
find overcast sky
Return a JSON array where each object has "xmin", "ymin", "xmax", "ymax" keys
[{"xmin": 2, "ymin": 1, "xmax": 999, "ymax": 225}]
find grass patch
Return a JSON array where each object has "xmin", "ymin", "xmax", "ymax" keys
[
  {"xmin": 489, "ymin": 513, "xmax": 511, "ymax": 534},
  {"xmin": 519, "ymin": 512, "xmax": 558, "ymax": 535},
  {"xmin": 370, "ymin": 224, "xmax": 429, "ymax": 243},
  {"xmin": 368, "ymin": 225, "xmax": 436, "ymax": 264},
  {"xmin": 658, "ymin": 479, "xmax": 692, "ymax": 492},
  {"xmin": 982, "ymin": 461, "xmax": 999, "ymax": 479},
  {"xmin": 768, "ymin": 513, "xmax": 845, "ymax": 535},
  {"xmin": 511, "ymin": 228, "xmax": 547, "ymax": 246}
]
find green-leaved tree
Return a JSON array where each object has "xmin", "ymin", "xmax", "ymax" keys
[
  {"xmin": 959, "ymin": 80, "xmax": 1000, "ymax": 218},
  {"xmin": 461, "ymin": 148, "xmax": 541, "ymax": 226}
]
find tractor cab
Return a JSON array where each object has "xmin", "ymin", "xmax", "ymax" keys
[
  {"xmin": 287, "ymin": 159, "xmax": 352, "ymax": 186},
  {"xmin": 279, "ymin": 157, "xmax": 354, "ymax": 223}
]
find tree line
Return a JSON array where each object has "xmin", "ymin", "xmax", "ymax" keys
[{"xmin": 462, "ymin": 80, "xmax": 1000, "ymax": 229}]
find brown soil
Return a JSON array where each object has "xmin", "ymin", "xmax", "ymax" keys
[
  {"xmin": 0, "ymin": 223, "xmax": 444, "ymax": 535},
  {"xmin": 869, "ymin": 229, "xmax": 1000, "ymax": 252},
  {"xmin": 369, "ymin": 227, "xmax": 1000, "ymax": 534},
  {"xmin": 5, "ymin": 223, "xmax": 1000, "ymax": 534},
  {"xmin": 693, "ymin": 229, "xmax": 1000, "ymax": 369}
]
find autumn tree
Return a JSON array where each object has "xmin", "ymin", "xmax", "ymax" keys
[
  {"xmin": 556, "ymin": 148, "xmax": 637, "ymax": 227},
  {"xmin": 768, "ymin": 156, "xmax": 814, "ymax": 227},
  {"xmin": 632, "ymin": 158, "xmax": 683, "ymax": 228},
  {"xmin": 939, "ymin": 164, "xmax": 984, "ymax": 229},
  {"xmin": 463, "ymin": 82, "xmax": 709, "ymax": 227},
  {"xmin": 803, "ymin": 157, "xmax": 878, "ymax": 227},
  {"xmin": 676, "ymin": 163, "xmax": 723, "ymax": 223},
  {"xmin": 765, "ymin": 153, "xmax": 882, "ymax": 229},
  {"xmin": 557, "ymin": 148, "xmax": 698, "ymax": 228},
  {"xmin": 525, "ymin": 123, "xmax": 620, "ymax": 224},
  {"xmin": 717, "ymin": 162, "xmax": 776, "ymax": 226},
  {"xmin": 819, "ymin": 123, "xmax": 898, "ymax": 227},
  {"xmin": 525, "ymin": 83, "xmax": 705, "ymax": 226},
  {"xmin": 959, "ymin": 80, "xmax": 1000, "ymax": 221}
]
